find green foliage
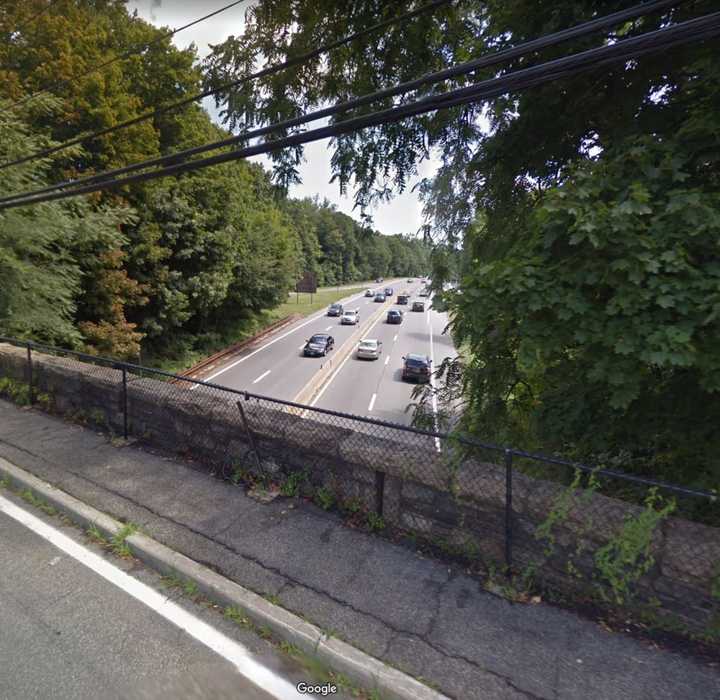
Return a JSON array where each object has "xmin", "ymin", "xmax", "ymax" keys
[
  {"xmin": 280, "ymin": 468, "xmax": 309, "ymax": 498},
  {"xmin": 0, "ymin": 377, "xmax": 30, "ymax": 406},
  {"xmin": 593, "ymin": 489, "xmax": 675, "ymax": 605},
  {"xmin": 366, "ymin": 512, "xmax": 385, "ymax": 533},
  {"xmin": 110, "ymin": 522, "xmax": 137, "ymax": 558},
  {"xmin": 314, "ymin": 487, "xmax": 335, "ymax": 511}
]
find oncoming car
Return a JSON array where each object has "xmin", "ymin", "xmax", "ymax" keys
[
  {"xmin": 303, "ymin": 334, "xmax": 335, "ymax": 357},
  {"xmin": 412, "ymin": 300, "xmax": 425, "ymax": 312},
  {"xmin": 357, "ymin": 339, "xmax": 382, "ymax": 360},
  {"xmin": 374, "ymin": 293, "xmax": 386, "ymax": 303},
  {"xmin": 327, "ymin": 303, "xmax": 343, "ymax": 316},
  {"xmin": 341, "ymin": 309, "xmax": 360, "ymax": 325},
  {"xmin": 386, "ymin": 309, "xmax": 403, "ymax": 324},
  {"xmin": 396, "ymin": 294, "xmax": 409, "ymax": 305},
  {"xmin": 402, "ymin": 353, "xmax": 432, "ymax": 382},
  {"xmin": 364, "ymin": 289, "xmax": 374, "ymax": 297}
]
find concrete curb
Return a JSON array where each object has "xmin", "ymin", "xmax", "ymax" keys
[
  {"xmin": 294, "ymin": 295, "xmax": 394, "ymax": 406},
  {"xmin": 0, "ymin": 456, "xmax": 449, "ymax": 700}
]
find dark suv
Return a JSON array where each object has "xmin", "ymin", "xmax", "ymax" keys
[
  {"xmin": 303, "ymin": 334, "xmax": 335, "ymax": 357},
  {"xmin": 327, "ymin": 303, "xmax": 343, "ymax": 317},
  {"xmin": 396, "ymin": 294, "xmax": 409, "ymax": 305},
  {"xmin": 402, "ymin": 354, "xmax": 432, "ymax": 383},
  {"xmin": 386, "ymin": 309, "xmax": 403, "ymax": 324}
]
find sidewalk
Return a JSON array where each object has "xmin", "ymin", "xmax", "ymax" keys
[{"xmin": 0, "ymin": 400, "xmax": 717, "ymax": 700}]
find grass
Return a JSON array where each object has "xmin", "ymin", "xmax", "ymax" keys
[
  {"xmin": 143, "ymin": 287, "xmax": 364, "ymax": 374},
  {"xmin": 110, "ymin": 522, "xmax": 137, "ymax": 558}
]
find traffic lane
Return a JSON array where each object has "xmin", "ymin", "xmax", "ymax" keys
[
  {"xmin": 214, "ymin": 280, "xmax": 421, "ymax": 399},
  {"xmin": 205, "ymin": 288, "xmax": 375, "ymax": 399},
  {"xmin": 0, "ymin": 503, "xmax": 282, "ymax": 700},
  {"xmin": 313, "ymin": 290, "xmax": 444, "ymax": 422}
]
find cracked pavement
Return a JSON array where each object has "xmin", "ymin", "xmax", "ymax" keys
[{"xmin": 0, "ymin": 400, "xmax": 718, "ymax": 699}]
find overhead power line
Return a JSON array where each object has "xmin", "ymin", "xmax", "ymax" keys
[
  {"xmin": 2, "ymin": 11, "xmax": 717, "ymax": 211},
  {"xmin": 0, "ymin": 0, "xmax": 249, "ymax": 116},
  {"xmin": 0, "ymin": 0, "xmax": 454, "ymax": 171},
  {"xmin": 0, "ymin": 0, "xmax": 689, "ymax": 203},
  {"xmin": 9, "ymin": 0, "xmax": 62, "ymax": 36}
]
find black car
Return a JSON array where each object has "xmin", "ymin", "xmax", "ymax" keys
[
  {"xmin": 384, "ymin": 287, "xmax": 394, "ymax": 296},
  {"xmin": 303, "ymin": 334, "xmax": 335, "ymax": 357},
  {"xmin": 387, "ymin": 309, "xmax": 403, "ymax": 324},
  {"xmin": 396, "ymin": 294, "xmax": 409, "ymax": 305},
  {"xmin": 375, "ymin": 277, "xmax": 384, "ymax": 283},
  {"xmin": 412, "ymin": 300, "xmax": 425, "ymax": 312},
  {"xmin": 402, "ymin": 353, "xmax": 432, "ymax": 383},
  {"xmin": 374, "ymin": 293, "xmax": 386, "ymax": 303},
  {"xmin": 327, "ymin": 303, "xmax": 343, "ymax": 316}
]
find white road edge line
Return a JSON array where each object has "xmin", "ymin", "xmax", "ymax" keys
[
  {"xmin": 384, "ymin": 356, "xmax": 390, "ymax": 366},
  {"xmin": 368, "ymin": 393, "xmax": 377, "ymax": 412},
  {"xmin": 0, "ymin": 494, "xmax": 303, "ymax": 700},
  {"xmin": 428, "ymin": 314, "xmax": 442, "ymax": 454},
  {"xmin": 393, "ymin": 334, "xmax": 398, "ymax": 342},
  {"xmin": 252, "ymin": 370, "xmax": 271, "ymax": 385},
  {"xmin": 191, "ymin": 290, "xmax": 368, "ymax": 389}
]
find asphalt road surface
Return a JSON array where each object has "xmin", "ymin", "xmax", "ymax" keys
[
  {"xmin": 0, "ymin": 492, "xmax": 315, "ymax": 700},
  {"xmin": 205, "ymin": 278, "xmax": 456, "ymax": 424}
]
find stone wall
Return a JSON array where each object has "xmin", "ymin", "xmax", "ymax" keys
[{"xmin": 1, "ymin": 343, "xmax": 718, "ymax": 631}]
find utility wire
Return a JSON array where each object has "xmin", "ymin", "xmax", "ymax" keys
[
  {"xmin": 8, "ymin": 0, "xmax": 62, "ymax": 36},
  {"xmin": 0, "ymin": 0, "xmax": 688, "ymax": 203},
  {"xmin": 2, "ymin": 11, "xmax": 717, "ymax": 211},
  {"xmin": 0, "ymin": 0, "xmax": 454, "ymax": 171},
  {"xmin": 0, "ymin": 0, "xmax": 249, "ymax": 116}
]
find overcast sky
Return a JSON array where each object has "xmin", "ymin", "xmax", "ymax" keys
[{"xmin": 125, "ymin": 0, "xmax": 437, "ymax": 236}]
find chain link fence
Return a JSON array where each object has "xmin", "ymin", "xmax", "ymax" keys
[{"xmin": 0, "ymin": 336, "xmax": 718, "ymax": 633}]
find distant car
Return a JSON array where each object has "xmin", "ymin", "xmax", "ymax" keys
[
  {"xmin": 374, "ymin": 293, "xmax": 386, "ymax": 303},
  {"xmin": 407, "ymin": 279, "xmax": 413, "ymax": 283},
  {"xmin": 341, "ymin": 309, "xmax": 360, "ymax": 325},
  {"xmin": 419, "ymin": 288, "xmax": 429, "ymax": 297},
  {"xmin": 386, "ymin": 309, "xmax": 403, "ymax": 325},
  {"xmin": 402, "ymin": 353, "xmax": 432, "ymax": 383},
  {"xmin": 364, "ymin": 289, "xmax": 374, "ymax": 297},
  {"xmin": 327, "ymin": 303, "xmax": 343, "ymax": 316},
  {"xmin": 375, "ymin": 277, "xmax": 383, "ymax": 283},
  {"xmin": 396, "ymin": 294, "xmax": 409, "ymax": 305},
  {"xmin": 357, "ymin": 338, "xmax": 382, "ymax": 360},
  {"xmin": 384, "ymin": 287, "xmax": 394, "ymax": 296},
  {"xmin": 412, "ymin": 300, "xmax": 425, "ymax": 312},
  {"xmin": 303, "ymin": 334, "xmax": 335, "ymax": 357}
]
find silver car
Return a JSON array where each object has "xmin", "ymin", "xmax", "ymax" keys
[
  {"xmin": 341, "ymin": 309, "xmax": 360, "ymax": 325},
  {"xmin": 356, "ymin": 339, "xmax": 383, "ymax": 360}
]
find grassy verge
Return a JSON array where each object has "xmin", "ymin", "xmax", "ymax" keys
[{"xmin": 143, "ymin": 287, "xmax": 364, "ymax": 374}]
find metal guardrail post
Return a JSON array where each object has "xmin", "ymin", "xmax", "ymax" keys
[
  {"xmin": 26, "ymin": 342, "xmax": 34, "ymax": 404},
  {"xmin": 121, "ymin": 366, "xmax": 128, "ymax": 439},
  {"xmin": 237, "ymin": 398, "xmax": 264, "ymax": 475},
  {"xmin": 504, "ymin": 448, "xmax": 513, "ymax": 576}
]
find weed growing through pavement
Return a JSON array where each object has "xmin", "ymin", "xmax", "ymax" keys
[{"xmin": 110, "ymin": 522, "xmax": 137, "ymax": 558}]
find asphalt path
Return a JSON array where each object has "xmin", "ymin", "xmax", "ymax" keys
[
  {"xmin": 0, "ymin": 493, "xmax": 314, "ymax": 700},
  {"xmin": 202, "ymin": 277, "xmax": 409, "ymax": 400},
  {"xmin": 311, "ymin": 286, "xmax": 455, "ymax": 425}
]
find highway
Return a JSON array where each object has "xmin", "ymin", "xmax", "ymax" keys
[{"xmin": 204, "ymin": 277, "xmax": 457, "ymax": 426}]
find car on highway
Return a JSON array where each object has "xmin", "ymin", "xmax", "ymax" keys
[
  {"xmin": 364, "ymin": 289, "xmax": 374, "ymax": 297},
  {"xmin": 407, "ymin": 279, "xmax": 413, "ymax": 283},
  {"xmin": 303, "ymin": 333, "xmax": 335, "ymax": 357},
  {"xmin": 327, "ymin": 303, "xmax": 344, "ymax": 316},
  {"xmin": 396, "ymin": 294, "xmax": 409, "ymax": 305},
  {"xmin": 375, "ymin": 277, "xmax": 384, "ymax": 283},
  {"xmin": 402, "ymin": 353, "xmax": 432, "ymax": 382},
  {"xmin": 419, "ymin": 288, "xmax": 430, "ymax": 297},
  {"xmin": 374, "ymin": 293, "xmax": 386, "ymax": 302},
  {"xmin": 386, "ymin": 309, "xmax": 403, "ymax": 324},
  {"xmin": 357, "ymin": 339, "xmax": 382, "ymax": 360},
  {"xmin": 341, "ymin": 309, "xmax": 360, "ymax": 325},
  {"xmin": 384, "ymin": 287, "xmax": 394, "ymax": 296},
  {"xmin": 412, "ymin": 300, "xmax": 425, "ymax": 312}
]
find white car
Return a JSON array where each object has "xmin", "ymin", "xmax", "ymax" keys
[
  {"xmin": 356, "ymin": 338, "xmax": 382, "ymax": 360},
  {"xmin": 341, "ymin": 309, "xmax": 360, "ymax": 325}
]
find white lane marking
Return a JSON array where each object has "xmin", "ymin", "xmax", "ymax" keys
[
  {"xmin": 325, "ymin": 325, "xmax": 333, "ymax": 331},
  {"xmin": 310, "ymin": 306, "xmax": 388, "ymax": 407},
  {"xmin": 393, "ymin": 334, "xmax": 398, "ymax": 342},
  {"xmin": 368, "ymin": 393, "xmax": 377, "ymax": 412},
  {"xmin": 252, "ymin": 370, "xmax": 271, "ymax": 384},
  {"xmin": 428, "ymin": 315, "xmax": 442, "ymax": 454},
  {"xmin": 193, "ymin": 290, "xmax": 368, "ymax": 388},
  {"xmin": 0, "ymin": 494, "xmax": 303, "ymax": 700},
  {"xmin": 384, "ymin": 356, "xmax": 390, "ymax": 366}
]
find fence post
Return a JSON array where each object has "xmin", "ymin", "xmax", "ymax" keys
[
  {"xmin": 236, "ymin": 398, "xmax": 264, "ymax": 476},
  {"xmin": 504, "ymin": 448, "xmax": 513, "ymax": 576},
  {"xmin": 121, "ymin": 366, "xmax": 128, "ymax": 440},
  {"xmin": 374, "ymin": 470, "xmax": 385, "ymax": 516},
  {"xmin": 26, "ymin": 342, "xmax": 34, "ymax": 405}
]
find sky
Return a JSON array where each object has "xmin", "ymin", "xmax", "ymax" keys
[{"xmin": 125, "ymin": 0, "xmax": 438, "ymax": 236}]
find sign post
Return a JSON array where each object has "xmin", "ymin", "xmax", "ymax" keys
[{"xmin": 295, "ymin": 271, "xmax": 318, "ymax": 305}]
